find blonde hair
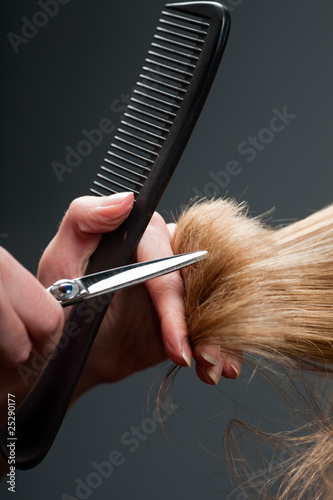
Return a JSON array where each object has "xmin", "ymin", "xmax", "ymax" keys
[{"xmin": 171, "ymin": 198, "xmax": 333, "ymax": 499}]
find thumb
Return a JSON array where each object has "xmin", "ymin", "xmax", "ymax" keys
[
  {"xmin": 61, "ymin": 192, "xmax": 134, "ymax": 237},
  {"xmin": 38, "ymin": 192, "xmax": 134, "ymax": 284}
]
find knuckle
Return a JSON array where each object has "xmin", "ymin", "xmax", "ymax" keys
[
  {"xmin": 167, "ymin": 223, "xmax": 176, "ymax": 238},
  {"xmin": 67, "ymin": 196, "xmax": 93, "ymax": 219},
  {"xmin": 38, "ymin": 246, "xmax": 51, "ymax": 275},
  {"xmin": 12, "ymin": 343, "xmax": 31, "ymax": 366},
  {"xmin": 2, "ymin": 339, "xmax": 31, "ymax": 368},
  {"xmin": 0, "ymin": 246, "xmax": 13, "ymax": 273},
  {"xmin": 42, "ymin": 302, "xmax": 64, "ymax": 339},
  {"xmin": 67, "ymin": 197, "xmax": 84, "ymax": 214},
  {"xmin": 0, "ymin": 246, "xmax": 6, "ymax": 264},
  {"xmin": 62, "ymin": 197, "xmax": 85, "ymax": 229},
  {"xmin": 32, "ymin": 295, "xmax": 64, "ymax": 345},
  {"xmin": 149, "ymin": 211, "xmax": 166, "ymax": 231},
  {"xmin": 164, "ymin": 272, "xmax": 184, "ymax": 294},
  {"xmin": 64, "ymin": 196, "xmax": 100, "ymax": 235},
  {"xmin": 150, "ymin": 270, "xmax": 185, "ymax": 300}
]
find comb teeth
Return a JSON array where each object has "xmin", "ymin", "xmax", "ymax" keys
[{"xmin": 91, "ymin": 4, "xmax": 210, "ymax": 197}]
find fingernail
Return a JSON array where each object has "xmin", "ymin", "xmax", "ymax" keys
[
  {"xmin": 182, "ymin": 347, "xmax": 192, "ymax": 368},
  {"xmin": 206, "ymin": 368, "xmax": 219, "ymax": 385},
  {"xmin": 200, "ymin": 349, "xmax": 219, "ymax": 366},
  {"xmin": 229, "ymin": 362, "xmax": 240, "ymax": 378},
  {"xmin": 181, "ymin": 338, "xmax": 192, "ymax": 368},
  {"xmin": 97, "ymin": 192, "xmax": 134, "ymax": 207}
]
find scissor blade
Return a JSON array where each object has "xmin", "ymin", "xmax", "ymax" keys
[{"xmin": 82, "ymin": 250, "xmax": 207, "ymax": 298}]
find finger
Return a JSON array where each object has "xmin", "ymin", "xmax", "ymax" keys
[
  {"xmin": 38, "ymin": 192, "xmax": 134, "ymax": 284},
  {"xmin": 168, "ymin": 222, "xmax": 242, "ymax": 381},
  {"xmin": 62, "ymin": 192, "xmax": 134, "ymax": 236},
  {"xmin": 0, "ymin": 247, "xmax": 64, "ymax": 357},
  {"xmin": 137, "ymin": 213, "xmax": 191, "ymax": 368},
  {"xmin": 167, "ymin": 223, "xmax": 176, "ymax": 238},
  {"xmin": 195, "ymin": 357, "xmax": 224, "ymax": 385},
  {"xmin": 193, "ymin": 345, "xmax": 221, "ymax": 367},
  {"xmin": 222, "ymin": 353, "xmax": 242, "ymax": 379},
  {"xmin": 0, "ymin": 281, "xmax": 32, "ymax": 367},
  {"xmin": 194, "ymin": 345, "xmax": 242, "ymax": 381}
]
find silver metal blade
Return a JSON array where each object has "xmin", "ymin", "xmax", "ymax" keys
[
  {"xmin": 85, "ymin": 250, "xmax": 207, "ymax": 296},
  {"xmin": 48, "ymin": 251, "xmax": 207, "ymax": 306}
]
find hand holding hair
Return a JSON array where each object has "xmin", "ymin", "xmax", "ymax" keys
[
  {"xmin": 172, "ymin": 198, "xmax": 333, "ymax": 369},
  {"xmin": 37, "ymin": 193, "xmax": 240, "ymax": 396},
  {"xmin": 171, "ymin": 197, "xmax": 333, "ymax": 499}
]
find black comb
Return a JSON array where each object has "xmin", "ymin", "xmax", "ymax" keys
[{"xmin": 0, "ymin": 2, "xmax": 230, "ymax": 469}]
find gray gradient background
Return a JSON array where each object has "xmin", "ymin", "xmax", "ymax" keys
[{"xmin": 1, "ymin": 1, "xmax": 332, "ymax": 499}]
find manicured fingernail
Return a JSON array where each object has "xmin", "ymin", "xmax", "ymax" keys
[
  {"xmin": 206, "ymin": 368, "xmax": 219, "ymax": 385},
  {"xmin": 97, "ymin": 192, "xmax": 134, "ymax": 207},
  {"xmin": 182, "ymin": 347, "xmax": 191, "ymax": 368},
  {"xmin": 181, "ymin": 338, "xmax": 192, "ymax": 368},
  {"xmin": 229, "ymin": 362, "xmax": 240, "ymax": 378},
  {"xmin": 200, "ymin": 349, "xmax": 219, "ymax": 366}
]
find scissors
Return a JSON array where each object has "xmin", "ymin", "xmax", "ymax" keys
[{"xmin": 47, "ymin": 250, "xmax": 207, "ymax": 307}]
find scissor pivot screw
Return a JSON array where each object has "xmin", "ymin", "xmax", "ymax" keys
[{"xmin": 49, "ymin": 280, "xmax": 80, "ymax": 301}]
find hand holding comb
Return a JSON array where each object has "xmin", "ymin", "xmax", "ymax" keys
[{"xmin": 0, "ymin": 2, "xmax": 230, "ymax": 469}]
